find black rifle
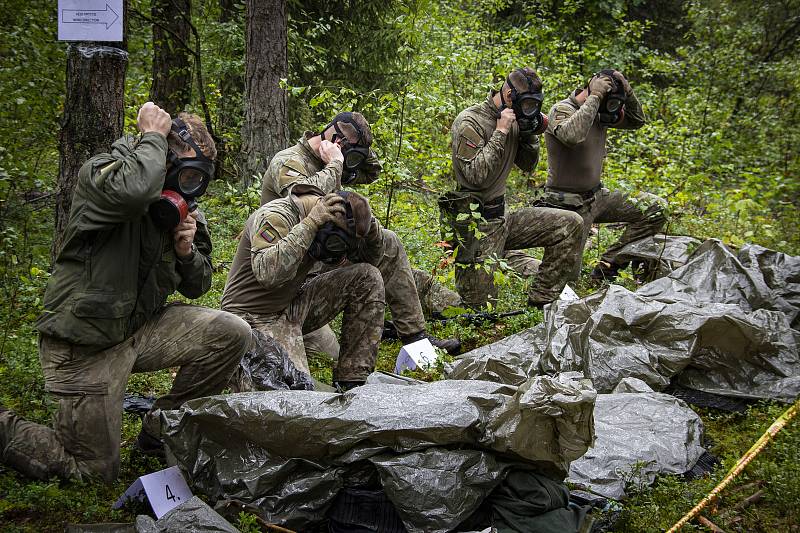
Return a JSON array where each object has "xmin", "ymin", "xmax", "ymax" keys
[{"xmin": 382, "ymin": 310, "xmax": 525, "ymax": 341}]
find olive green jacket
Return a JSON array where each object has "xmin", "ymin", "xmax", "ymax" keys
[{"xmin": 36, "ymin": 133, "xmax": 213, "ymax": 349}]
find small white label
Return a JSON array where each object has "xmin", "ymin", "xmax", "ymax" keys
[
  {"xmin": 394, "ymin": 338, "xmax": 438, "ymax": 374},
  {"xmin": 559, "ymin": 284, "xmax": 579, "ymax": 301},
  {"xmin": 58, "ymin": 0, "xmax": 123, "ymax": 42},
  {"xmin": 114, "ymin": 465, "xmax": 193, "ymax": 518}
]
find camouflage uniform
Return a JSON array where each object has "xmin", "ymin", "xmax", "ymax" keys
[
  {"xmin": 0, "ymin": 134, "xmax": 250, "ymax": 482},
  {"xmin": 258, "ymin": 133, "xmax": 459, "ymax": 353},
  {"xmin": 544, "ymin": 89, "xmax": 667, "ymax": 276},
  {"xmin": 446, "ymin": 91, "xmax": 584, "ymax": 308},
  {"xmin": 222, "ymin": 195, "xmax": 423, "ymax": 381}
]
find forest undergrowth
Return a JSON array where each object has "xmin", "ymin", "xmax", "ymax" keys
[{"xmin": 1, "ymin": 0, "xmax": 799, "ymax": 530}]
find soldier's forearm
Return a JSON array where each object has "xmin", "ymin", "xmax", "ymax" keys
[
  {"xmin": 618, "ymin": 91, "xmax": 646, "ymax": 129},
  {"xmin": 552, "ymin": 96, "xmax": 601, "ymax": 146}
]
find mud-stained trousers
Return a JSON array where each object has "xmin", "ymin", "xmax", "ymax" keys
[
  {"xmin": 0, "ymin": 304, "xmax": 250, "ymax": 482},
  {"xmin": 546, "ymin": 188, "xmax": 667, "ymax": 278},
  {"xmin": 240, "ymin": 263, "xmax": 385, "ymax": 382},
  {"xmin": 454, "ymin": 207, "xmax": 584, "ymax": 309}
]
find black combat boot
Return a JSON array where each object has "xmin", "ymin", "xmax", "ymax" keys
[
  {"xmin": 590, "ymin": 260, "xmax": 621, "ymax": 282},
  {"xmin": 400, "ymin": 331, "xmax": 461, "ymax": 355}
]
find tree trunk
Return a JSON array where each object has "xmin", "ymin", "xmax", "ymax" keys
[
  {"xmin": 150, "ymin": 0, "xmax": 192, "ymax": 115},
  {"xmin": 53, "ymin": 45, "xmax": 128, "ymax": 262},
  {"xmin": 241, "ymin": 0, "xmax": 288, "ymax": 186}
]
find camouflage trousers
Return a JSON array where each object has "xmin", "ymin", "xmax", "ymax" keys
[
  {"xmin": 452, "ymin": 207, "xmax": 584, "ymax": 309},
  {"xmin": 543, "ymin": 188, "xmax": 667, "ymax": 278},
  {"xmin": 238, "ymin": 263, "xmax": 386, "ymax": 382},
  {"xmin": 302, "ymin": 267, "xmax": 463, "ymax": 362},
  {"xmin": 300, "ymin": 229, "xmax": 431, "ymax": 362},
  {"xmin": 0, "ymin": 304, "xmax": 250, "ymax": 482}
]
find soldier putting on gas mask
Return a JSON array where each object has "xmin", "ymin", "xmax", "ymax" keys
[
  {"xmin": 441, "ymin": 67, "xmax": 584, "ymax": 309},
  {"xmin": 257, "ymin": 112, "xmax": 460, "ymax": 358},
  {"xmin": 222, "ymin": 189, "xmax": 442, "ymax": 390},
  {"xmin": 0, "ymin": 103, "xmax": 251, "ymax": 483},
  {"xmin": 543, "ymin": 69, "xmax": 667, "ymax": 281}
]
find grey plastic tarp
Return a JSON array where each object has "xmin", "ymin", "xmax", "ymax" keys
[
  {"xmin": 567, "ymin": 381, "xmax": 706, "ymax": 499},
  {"xmin": 161, "ymin": 375, "xmax": 596, "ymax": 532},
  {"xmin": 135, "ymin": 496, "xmax": 240, "ymax": 533},
  {"xmin": 229, "ymin": 329, "xmax": 314, "ymax": 392},
  {"xmin": 449, "ymin": 239, "xmax": 800, "ymax": 402},
  {"xmin": 613, "ymin": 234, "xmax": 702, "ymax": 278}
]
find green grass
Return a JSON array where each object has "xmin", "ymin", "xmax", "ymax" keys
[{"xmin": 1, "ymin": 182, "xmax": 798, "ymax": 531}]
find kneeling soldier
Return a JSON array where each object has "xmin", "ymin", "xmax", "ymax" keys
[{"xmin": 222, "ymin": 190, "xmax": 449, "ymax": 389}]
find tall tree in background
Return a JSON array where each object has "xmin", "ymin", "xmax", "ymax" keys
[
  {"xmin": 54, "ymin": 8, "xmax": 129, "ymax": 261},
  {"xmin": 241, "ymin": 0, "xmax": 288, "ymax": 185},
  {"xmin": 150, "ymin": 0, "xmax": 192, "ymax": 115}
]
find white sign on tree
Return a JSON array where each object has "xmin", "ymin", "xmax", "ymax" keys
[{"xmin": 58, "ymin": 0, "xmax": 123, "ymax": 42}]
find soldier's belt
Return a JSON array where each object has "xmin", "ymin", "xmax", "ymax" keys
[{"xmin": 538, "ymin": 183, "xmax": 602, "ymax": 210}]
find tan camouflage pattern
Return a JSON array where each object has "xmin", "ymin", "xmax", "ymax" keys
[
  {"xmin": 240, "ymin": 264, "xmax": 385, "ymax": 381},
  {"xmin": 0, "ymin": 304, "xmax": 250, "ymax": 482},
  {"xmin": 454, "ymin": 207, "xmax": 584, "ymax": 308},
  {"xmin": 259, "ymin": 133, "xmax": 382, "ymax": 205},
  {"xmin": 451, "ymin": 91, "xmax": 539, "ymax": 204},
  {"xmin": 411, "ymin": 268, "xmax": 462, "ymax": 316},
  {"xmin": 554, "ymin": 188, "xmax": 667, "ymax": 277}
]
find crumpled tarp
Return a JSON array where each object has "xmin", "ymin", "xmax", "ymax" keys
[
  {"xmin": 229, "ymin": 330, "xmax": 314, "ymax": 392},
  {"xmin": 638, "ymin": 240, "xmax": 800, "ymax": 329},
  {"xmin": 444, "ymin": 328, "xmax": 544, "ymax": 385},
  {"xmin": 567, "ymin": 384, "xmax": 706, "ymax": 499},
  {"xmin": 537, "ymin": 283, "xmax": 800, "ymax": 400},
  {"xmin": 613, "ymin": 234, "xmax": 701, "ymax": 278},
  {"xmin": 134, "ymin": 496, "xmax": 240, "ymax": 533},
  {"xmin": 161, "ymin": 375, "xmax": 596, "ymax": 533},
  {"xmin": 451, "ymin": 240, "xmax": 800, "ymax": 401}
]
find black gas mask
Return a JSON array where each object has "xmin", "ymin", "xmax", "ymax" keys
[
  {"xmin": 308, "ymin": 192, "xmax": 358, "ymax": 265},
  {"xmin": 592, "ymin": 69, "xmax": 627, "ymax": 127},
  {"xmin": 149, "ymin": 118, "xmax": 215, "ymax": 230},
  {"xmin": 322, "ymin": 112, "xmax": 370, "ymax": 185},
  {"xmin": 500, "ymin": 69, "xmax": 549, "ymax": 136}
]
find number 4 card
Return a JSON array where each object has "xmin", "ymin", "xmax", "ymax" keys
[{"xmin": 113, "ymin": 465, "xmax": 193, "ymax": 518}]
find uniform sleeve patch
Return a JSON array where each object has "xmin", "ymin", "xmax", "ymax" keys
[
  {"xmin": 456, "ymin": 123, "xmax": 484, "ymax": 161},
  {"xmin": 278, "ymin": 159, "xmax": 308, "ymax": 188},
  {"xmin": 250, "ymin": 211, "xmax": 291, "ymax": 251}
]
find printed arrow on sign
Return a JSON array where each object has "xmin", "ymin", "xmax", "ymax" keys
[{"xmin": 61, "ymin": 3, "xmax": 119, "ymax": 30}]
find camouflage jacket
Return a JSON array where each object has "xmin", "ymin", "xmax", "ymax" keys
[
  {"xmin": 259, "ymin": 132, "xmax": 382, "ymax": 205},
  {"xmin": 450, "ymin": 90, "xmax": 540, "ymax": 204},
  {"xmin": 36, "ymin": 133, "xmax": 213, "ymax": 349},
  {"xmin": 545, "ymin": 90, "xmax": 645, "ymax": 192},
  {"xmin": 222, "ymin": 195, "xmax": 385, "ymax": 316}
]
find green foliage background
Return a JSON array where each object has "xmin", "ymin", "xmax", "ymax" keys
[{"xmin": 0, "ymin": 0, "xmax": 798, "ymax": 531}]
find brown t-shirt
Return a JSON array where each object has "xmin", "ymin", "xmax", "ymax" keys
[{"xmin": 545, "ymin": 91, "xmax": 645, "ymax": 192}]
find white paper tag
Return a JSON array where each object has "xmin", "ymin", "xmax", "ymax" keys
[
  {"xmin": 114, "ymin": 465, "xmax": 193, "ymax": 518},
  {"xmin": 559, "ymin": 284, "xmax": 579, "ymax": 301},
  {"xmin": 394, "ymin": 338, "xmax": 438, "ymax": 374},
  {"xmin": 58, "ymin": 0, "xmax": 124, "ymax": 42}
]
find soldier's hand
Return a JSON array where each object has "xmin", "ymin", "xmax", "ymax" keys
[
  {"xmin": 319, "ymin": 140, "xmax": 344, "ymax": 165},
  {"xmin": 496, "ymin": 108, "xmax": 516, "ymax": 134},
  {"xmin": 173, "ymin": 211, "xmax": 198, "ymax": 258},
  {"xmin": 613, "ymin": 70, "xmax": 633, "ymax": 95},
  {"xmin": 137, "ymin": 102, "xmax": 172, "ymax": 138},
  {"xmin": 588, "ymin": 75, "xmax": 614, "ymax": 98},
  {"xmin": 306, "ymin": 194, "xmax": 347, "ymax": 229}
]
